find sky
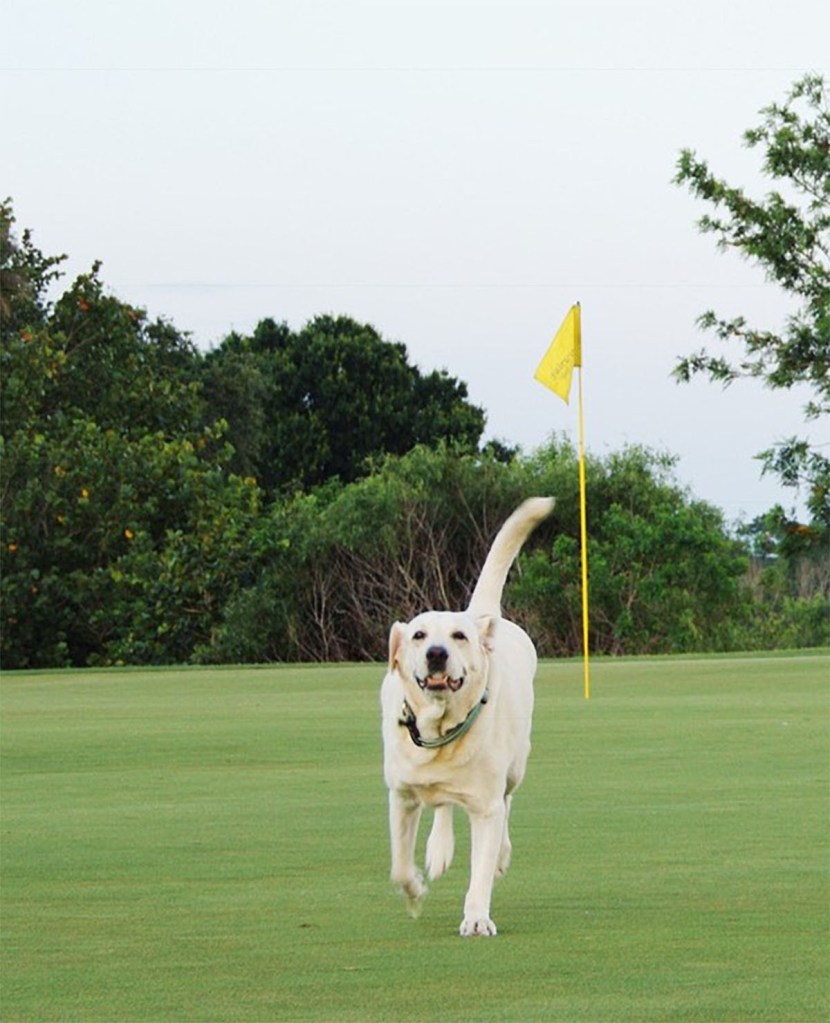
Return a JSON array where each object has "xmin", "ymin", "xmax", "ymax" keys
[{"xmin": 3, "ymin": 0, "xmax": 828, "ymax": 524}]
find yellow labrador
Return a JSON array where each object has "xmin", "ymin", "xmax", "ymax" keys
[{"xmin": 380, "ymin": 497, "xmax": 554, "ymax": 936}]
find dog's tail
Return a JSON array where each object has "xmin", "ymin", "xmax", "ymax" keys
[{"xmin": 466, "ymin": 497, "xmax": 555, "ymax": 618}]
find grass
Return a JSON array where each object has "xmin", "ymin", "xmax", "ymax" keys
[{"xmin": 1, "ymin": 653, "xmax": 828, "ymax": 1022}]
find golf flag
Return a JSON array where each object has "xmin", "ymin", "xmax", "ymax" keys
[
  {"xmin": 533, "ymin": 303, "xmax": 581, "ymax": 404},
  {"xmin": 534, "ymin": 303, "xmax": 591, "ymax": 700}
]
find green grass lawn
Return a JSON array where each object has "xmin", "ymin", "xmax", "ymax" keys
[{"xmin": 1, "ymin": 653, "xmax": 828, "ymax": 1023}]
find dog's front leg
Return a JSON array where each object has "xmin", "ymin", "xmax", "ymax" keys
[
  {"xmin": 389, "ymin": 788, "xmax": 427, "ymax": 916},
  {"xmin": 460, "ymin": 801, "xmax": 506, "ymax": 936}
]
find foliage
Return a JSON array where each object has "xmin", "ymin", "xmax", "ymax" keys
[
  {"xmin": 1, "ymin": 418, "xmax": 261, "ymax": 667},
  {"xmin": 199, "ymin": 444, "xmax": 527, "ymax": 663},
  {"xmin": 0, "ymin": 202, "xmax": 260, "ymax": 667},
  {"xmin": 502, "ymin": 445, "xmax": 747, "ymax": 656},
  {"xmin": 203, "ymin": 441, "xmax": 752, "ymax": 663},
  {"xmin": 732, "ymin": 504, "xmax": 830, "ymax": 650},
  {"xmin": 2, "ymin": 203, "xmax": 483, "ymax": 668},
  {"xmin": 2, "ymin": 199, "xmax": 826, "ymax": 668},
  {"xmin": 202, "ymin": 315, "xmax": 486, "ymax": 493},
  {"xmin": 0, "ymin": 200, "xmax": 65, "ymax": 330},
  {"xmin": 674, "ymin": 74, "xmax": 830, "ymax": 517}
]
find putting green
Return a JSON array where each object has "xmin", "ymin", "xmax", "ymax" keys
[{"xmin": 1, "ymin": 653, "xmax": 827, "ymax": 1021}]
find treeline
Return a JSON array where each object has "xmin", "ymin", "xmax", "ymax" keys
[
  {"xmin": 195, "ymin": 441, "xmax": 828, "ymax": 664},
  {"xmin": 1, "ymin": 202, "xmax": 828, "ymax": 668}
]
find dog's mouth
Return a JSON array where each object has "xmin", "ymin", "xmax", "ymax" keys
[{"xmin": 416, "ymin": 673, "xmax": 465, "ymax": 693}]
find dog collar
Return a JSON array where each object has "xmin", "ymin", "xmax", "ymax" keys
[{"xmin": 398, "ymin": 690, "xmax": 489, "ymax": 749}]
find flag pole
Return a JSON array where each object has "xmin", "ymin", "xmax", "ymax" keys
[
  {"xmin": 532, "ymin": 301, "xmax": 591, "ymax": 699},
  {"xmin": 577, "ymin": 362, "xmax": 591, "ymax": 700}
]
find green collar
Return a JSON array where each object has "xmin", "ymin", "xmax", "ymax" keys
[{"xmin": 398, "ymin": 690, "xmax": 489, "ymax": 749}]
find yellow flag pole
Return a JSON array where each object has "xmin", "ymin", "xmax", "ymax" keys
[
  {"xmin": 577, "ymin": 358, "xmax": 591, "ymax": 700},
  {"xmin": 533, "ymin": 301, "xmax": 590, "ymax": 699}
]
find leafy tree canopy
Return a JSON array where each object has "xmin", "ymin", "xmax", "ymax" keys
[
  {"xmin": 1, "ymin": 201, "xmax": 205, "ymax": 440},
  {"xmin": 674, "ymin": 74, "xmax": 829, "ymax": 524},
  {"xmin": 205, "ymin": 440, "xmax": 757, "ymax": 664},
  {"xmin": 2, "ymin": 200, "xmax": 826, "ymax": 668},
  {"xmin": 1, "ymin": 201, "xmax": 256, "ymax": 667},
  {"xmin": 202, "ymin": 314, "xmax": 487, "ymax": 493}
]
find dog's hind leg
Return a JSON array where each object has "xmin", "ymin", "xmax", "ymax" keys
[
  {"xmin": 389, "ymin": 790, "xmax": 427, "ymax": 916},
  {"xmin": 496, "ymin": 794, "xmax": 513, "ymax": 878},
  {"xmin": 426, "ymin": 805, "xmax": 455, "ymax": 880}
]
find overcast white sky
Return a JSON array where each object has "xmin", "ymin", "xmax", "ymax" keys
[{"xmin": 3, "ymin": 0, "xmax": 828, "ymax": 523}]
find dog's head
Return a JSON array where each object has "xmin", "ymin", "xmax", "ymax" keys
[{"xmin": 387, "ymin": 610, "xmax": 495, "ymax": 700}]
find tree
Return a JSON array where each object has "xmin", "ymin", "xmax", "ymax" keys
[
  {"xmin": 202, "ymin": 315, "xmax": 486, "ymax": 493},
  {"xmin": 674, "ymin": 74, "xmax": 830, "ymax": 522},
  {"xmin": 202, "ymin": 440, "xmax": 751, "ymax": 664},
  {"xmin": 0, "ymin": 203, "xmax": 260, "ymax": 667},
  {"xmin": 0, "ymin": 199, "xmax": 65, "ymax": 330},
  {"xmin": 511, "ymin": 444, "xmax": 748, "ymax": 655}
]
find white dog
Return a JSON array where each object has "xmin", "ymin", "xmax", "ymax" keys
[{"xmin": 380, "ymin": 497, "xmax": 554, "ymax": 936}]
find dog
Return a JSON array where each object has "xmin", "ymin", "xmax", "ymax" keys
[{"xmin": 380, "ymin": 497, "xmax": 554, "ymax": 936}]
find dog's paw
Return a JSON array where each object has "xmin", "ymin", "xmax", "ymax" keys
[
  {"xmin": 400, "ymin": 874, "xmax": 428, "ymax": 918},
  {"xmin": 459, "ymin": 916, "xmax": 497, "ymax": 937}
]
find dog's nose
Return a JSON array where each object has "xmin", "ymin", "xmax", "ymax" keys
[{"xmin": 426, "ymin": 645, "xmax": 449, "ymax": 672}]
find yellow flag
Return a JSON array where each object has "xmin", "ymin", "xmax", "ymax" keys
[{"xmin": 533, "ymin": 304, "xmax": 582, "ymax": 404}]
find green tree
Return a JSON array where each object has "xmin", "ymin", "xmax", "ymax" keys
[
  {"xmin": 202, "ymin": 440, "xmax": 750, "ymax": 663},
  {"xmin": 0, "ymin": 199, "xmax": 65, "ymax": 330},
  {"xmin": 200, "ymin": 443, "xmax": 528, "ymax": 664},
  {"xmin": 737, "ymin": 504, "xmax": 830, "ymax": 649},
  {"xmin": 202, "ymin": 314, "xmax": 486, "ymax": 493},
  {"xmin": 0, "ymin": 203, "xmax": 260, "ymax": 667},
  {"xmin": 674, "ymin": 74, "xmax": 830, "ymax": 521},
  {"xmin": 511, "ymin": 444, "xmax": 748, "ymax": 655}
]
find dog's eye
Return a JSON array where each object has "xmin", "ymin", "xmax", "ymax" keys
[
  {"xmin": 412, "ymin": 630, "xmax": 426, "ymax": 641},
  {"xmin": 451, "ymin": 631, "xmax": 467, "ymax": 641}
]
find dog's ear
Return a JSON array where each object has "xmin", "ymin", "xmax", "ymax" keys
[
  {"xmin": 388, "ymin": 622, "xmax": 407, "ymax": 671},
  {"xmin": 475, "ymin": 615, "xmax": 497, "ymax": 653}
]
